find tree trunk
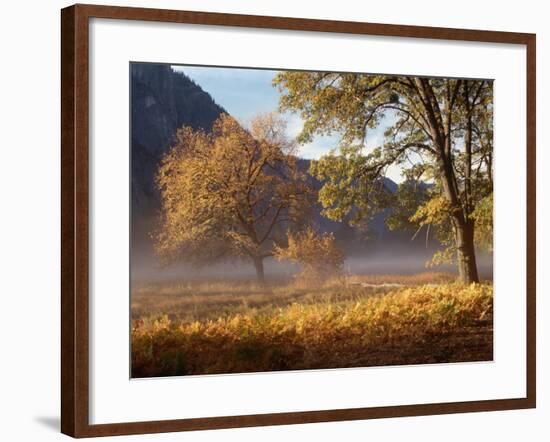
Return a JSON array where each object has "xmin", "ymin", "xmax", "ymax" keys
[
  {"xmin": 253, "ymin": 256, "xmax": 265, "ymax": 284},
  {"xmin": 438, "ymin": 156, "xmax": 480, "ymax": 284},
  {"xmin": 453, "ymin": 218, "xmax": 479, "ymax": 284},
  {"xmin": 413, "ymin": 79, "xmax": 480, "ymax": 284}
]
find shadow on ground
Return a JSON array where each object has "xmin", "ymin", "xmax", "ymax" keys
[{"xmin": 34, "ymin": 416, "xmax": 59, "ymax": 432}]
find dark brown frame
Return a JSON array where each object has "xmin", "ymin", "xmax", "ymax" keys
[{"xmin": 61, "ymin": 3, "xmax": 536, "ymax": 438}]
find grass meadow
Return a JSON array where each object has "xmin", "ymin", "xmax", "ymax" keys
[{"xmin": 131, "ymin": 272, "xmax": 493, "ymax": 377}]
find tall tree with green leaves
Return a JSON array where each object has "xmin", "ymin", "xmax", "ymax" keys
[{"xmin": 274, "ymin": 73, "xmax": 493, "ymax": 283}]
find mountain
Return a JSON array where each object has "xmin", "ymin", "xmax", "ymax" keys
[
  {"xmin": 131, "ymin": 63, "xmax": 226, "ymax": 222},
  {"xmin": 130, "ymin": 64, "xmax": 438, "ymax": 261},
  {"xmin": 295, "ymin": 159, "xmax": 430, "ymax": 254}
]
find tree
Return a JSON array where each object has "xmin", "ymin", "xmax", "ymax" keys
[
  {"xmin": 274, "ymin": 227, "xmax": 344, "ymax": 281},
  {"xmin": 274, "ymin": 73, "xmax": 493, "ymax": 283},
  {"xmin": 153, "ymin": 113, "xmax": 312, "ymax": 283}
]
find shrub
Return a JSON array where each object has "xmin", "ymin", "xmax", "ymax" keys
[{"xmin": 274, "ymin": 227, "xmax": 344, "ymax": 281}]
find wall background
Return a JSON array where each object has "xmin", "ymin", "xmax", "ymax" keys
[{"xmin": 0, "ymin": 0, "xmax": 546, "ymax": 440}]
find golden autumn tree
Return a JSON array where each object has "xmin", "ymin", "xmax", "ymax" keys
[{"xmin": 153, "ymin": 113, "xmax": 312, "ymax": 283}]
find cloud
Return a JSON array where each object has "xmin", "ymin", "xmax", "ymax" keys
[{"xmin": 283, "ymin": 112, "xmax": 303, "ymax": 138}]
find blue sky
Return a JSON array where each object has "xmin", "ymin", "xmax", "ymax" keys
[{"xmin": 171, "ymin": 65, "xmax": 403, "ymax": 182}]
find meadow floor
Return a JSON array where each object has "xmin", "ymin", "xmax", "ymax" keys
[{"xmin": 131, "ymin": 272, "xmax": 493, "ymax": 377}]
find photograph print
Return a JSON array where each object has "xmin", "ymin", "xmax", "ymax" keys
[{"xmin": 130, "ymin": 63, "xmax": 494, "ymax": 378}]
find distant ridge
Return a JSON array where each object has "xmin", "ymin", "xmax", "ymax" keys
[{"xmin": 130, "ymin": 63, "xmax": 437, "ymax": 259}]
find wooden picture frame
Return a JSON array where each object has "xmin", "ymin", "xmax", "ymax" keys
[{"xmin": 61, "ymin": 3, "xmax": 536, "ymax": 437}]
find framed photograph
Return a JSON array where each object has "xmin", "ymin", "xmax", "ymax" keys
[{"xmin": 61, "ymin": 4, "xmax": 536, "ymax": 437}]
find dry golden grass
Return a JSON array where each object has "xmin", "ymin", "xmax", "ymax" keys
[
  {"xmin": 347, "ymin": 271, "xmax": 457, "ymax": 285},
  {"xmin": 131, "ymin": 272, "xmax": 457, "ymax": 323},
  {"xmin": 131, "ymin": 276, "xmax": 493, "ymax": 377}
]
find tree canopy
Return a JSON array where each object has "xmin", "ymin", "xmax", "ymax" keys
[
  {"xmin": 274, "ymin": 72, "xmax": 493, "ymax": 283},
  {"xmin": 153, "ymin": 113, "xmax": 312, "ymax": 282}
]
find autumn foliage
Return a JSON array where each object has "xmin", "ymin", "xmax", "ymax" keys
[
  {"xmin": 132, "ymin": 282, "xmax": 493, "ymax": 377},
  {"xmin": 135, "ymin": 70, "xmax": 495, "ymax": 378},
  {"xmin": 274, "ymin": 228, "xmax": 344, "ymax": 280},
  {"xmin": 153, "ymin": 113, "xmax": 312, "ymax": 282}
]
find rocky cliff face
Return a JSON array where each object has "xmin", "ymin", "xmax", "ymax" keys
[{"xmin": 131, "ymin": 63, "xmax": 225, "ymax": 221}]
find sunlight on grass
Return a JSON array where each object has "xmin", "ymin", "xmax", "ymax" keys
[{"xmin": 132, "ymin": 278, "xmax": 492, "ymax": 377}]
